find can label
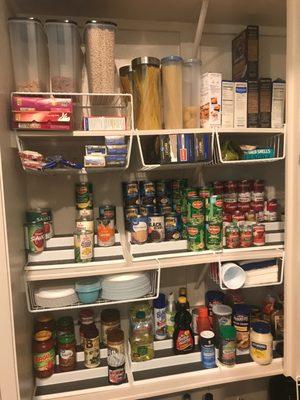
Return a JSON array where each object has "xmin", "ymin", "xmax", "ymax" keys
[
  {"xmin": 238, "ymin": 192, "xmax": 251, "ymax": 203},
  {"xmin": 156, "ymin": 195, "xmax": 172, "ymax": 206},
  {"xmin": 252, "ymin": 191, "xmax": 264, "ymax": 202},
  {"xmin": 130, "ymin": 216, "xmax": 148, "ymax": 244},
  {"xmin": 140, "ymin": 181, "xmax": 156, "ymax": 197},
  {"xmin": 206, "ymin": 220, "xmax": 223, "ymax": 250},
  {"xmin": 253, "ymin": 224, "xmax": 265, "ymax": 246},
  {"xmin": 223, "ymin": 193, "xmax": 238, "ymax": 203},
  {"xmin": 240, "ymin": 225, "xmax": 253, "ymax": 248},
  {"xmin": 233, "ymin": 314, "xmax": 250, "ymax": 350},
  {"xmin": 77, "ymin": 209, "xmax": 94, "ymax": 219},
  {"xmin": 220, "ymin": 339, "xmax": 236, "ymax": 366},
  {"xmin": 205, "ymin": 196, "xmax": 223, "ymax": 221},
  {"xmin": 165, "ymin": 214, "xmax": 181, "ymax": 240},
  {"xmin": 225, "ymin": 225, "xmax": 240, "ymax": 249},
  {"xmin": 140, "ymin": 205, "xmax": 156, "ymax": 217},
  {"xmin": 201, "ymin": 344, "xmax": 216, "ymax": 369},
  {"xmin": 84, "ymin": 336, "xmax": 100, "ymax": 368},
  {"xmin": 76, "ymin": 183, "xmax": 93, "ymax": 210},
  {"xmin": 74, "ymin": 231, "xmax": 93, "ymax": 262},
  {"xmin": 123, "ymin": 182, "xmax": 139, "ymax": 206},
  {"xmin": 148, "ymin": 215, "xmax": 165, "ymax": 242},
  {"xmin": 188, "ymin": 197, "xmax": 205, "ymax": 224},
  {"xmin": 25, "ymin": 222, "xmax": 45, "ymax": 253},
  {"xmin": 108, "ymin": 364, "xmax": 126, "ymax": 384},
  {"xmin": 187, "ymin": 224, "xmax": 205, "ymax": 251},
  {"xmin": 97, "ymin": 219, "xmax": 115, "ymax": 247},
  {"xmin": 99, "ymin": 206, "xmax": 115, "ymax": 220},
  {"xmin": 76, "ymin": 219, "xmax": 94, "ymax": 232},
  {"xmin": 33, "ymin": 348, "xmax": 55, "ymax": 372},
  {"xmin": 232, "ymin": 211, "xmax": 245, "ymax": 223},
  {"xmin": 156, "ymin": 180, "xmax": 172, "ymax": 196}
]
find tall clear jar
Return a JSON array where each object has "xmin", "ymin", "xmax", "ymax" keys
[
  {"xmin": 84, "ymin": 20, "xmax": 117, "ymax": 93},
  {"xmin": 132, "ymin": 57, "xmax": 162, "ymax": 130},
  {"xmin": 119, "ymin": 65, "xmax": 133, "ymax": 95},
  {"xmin": 8, "ymin": 17, "xmax": 49, "ymax": 92},
  {"xmin": 161, "ymin": 56, "xmax": 183, "ymax": 129},
  {"xmin": 45, "ymin": 20, "xmax": 82, "ymax": 93},
  {"xmin": 183, "ymin": 58, "xmax": 201, "ymax": 128}
]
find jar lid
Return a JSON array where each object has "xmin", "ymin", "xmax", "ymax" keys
[
  {"xmin": 119, "ymin": 65, "xmax": 132, "ymax": 76},
  {"xmin": 57, "ymin": 316, "xmax": 74, "ymax": 328},
  {"xmin": 251, "ymin": 321, "xmax": 271, "ymax": 334},
  {"xmin": 75, "ymin": 278, "xmax": 101, "ymax": 293},
  {"xmin": 198, "ymin": 305, "xmax": 209, "ymax": 318},
  {"xmin": 212, "ymin": 304, "xmax": 232, "ymax": 316},
  {"xmin": 153, "ymin": 293, "xmax": 166, "ymax": 309},
  {"xmin": 131, "ymin": 57, "xmax": 160, "ymax": 69},
  {"xmin": 220, "ymin": 325, "xmax": 236, "ymax": 340},
  {"xmin": 58, "ymin": 333, "xmax": 75, "ymax": 344},
  {"xmin": 34, "ymin": 330, "xmax": 52, "ymax": 342},
  {"xmin": 85, "ymin": 20, "xmax": 117, "ymax": 28},
  {"xmin": 79, "ymin": 308, "xmax": 94, "ymax": 320},
  {"xmin": 45, "ymin": 19, "xmax": 78, "ymax": 25},
  {"xmin": 107, "ymin": 328, "xmax": 124, "ymax": 343},
  {"xmin": 200, "ymin": 330, "xmax": 215, "ymax": 339},
  {"xmin": 161, "ymin": 55, "xmax": 183, "ymax": 64},
  {"xmin": 101, "ymin": 308, "xmax": 120, "ymax": 323},
  {"xmin": 233, "ymin": 304, "xmax": 251, "ymax": 315},
  {"xmin": 183, "ymin": 58, "xmax": 202, "ymax": 65},
  {"xmin": 36, "ymin": 313, "xmax": 54, "ymax": 323}
]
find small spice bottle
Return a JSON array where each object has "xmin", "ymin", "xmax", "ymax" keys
[
  {"xmin": 107, "ymin": 329, "xmax": 126, "ymax": 385},
  {"xmin": 79, "ymin": 309, "xmax": 95, "ymax": 350},
  {"xmin": 219, "ymin": 325, "xmax": 236, "ymax": 367},
  {"xmin": 101, "ymin": 309, "xmax": 120, "ymax": 346},
  {"xmin": 58, "ymin": 333, "xmax": 77, "ymax": 372},
  {"xmin": 32, "ymin": 330, "xmax": 56, "ymax": 378},
  {"xmin": 56, "ymin": 316, "xmax": 74, "ymax": 338}
]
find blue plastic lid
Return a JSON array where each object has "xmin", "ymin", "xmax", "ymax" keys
[
  {"xmin": 233, "ymin": 304, "xmax": 251, "ymax": 315},
  {"xmin": 75, "ymin": 278, "xmax": 101, "ymax": 293},
  {"xmin": 161, "ymin": 55, "xmax": 183, "ymax": 64},
  {"xmin": 251, "ymin": 321, "xmax": 271, "ymax": 334},
  {"xmin": 153, "ymin": 293, "xmax": 166, "ymax": 309},
  {"xmin": 206, "ymin": 290, "xmax": 224, "ymax": 302}
]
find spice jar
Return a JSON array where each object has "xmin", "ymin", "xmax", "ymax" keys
[
  {"xmin": 79, "ymin": 309, "xmax": 95, "ymax": 349},
  {"xmin": 119, "ymin": 65, "xmax": 133, "ymax": 95},
  {"xmin": 101, "ymin": 309, "xmax": 121, "ymax": 345},
  {"xmin": 182, "ymin": 58, "xmax": 201, "ymax": 128},
  {"xmin": 219, "ymin": 325, "xmax": 236, "ymax": 367},
  {"xmin": 107, "ymin": 329, "xmax": 126, "ymax": 385},
  {"xmin": 56, "ymin": 316, "xmax": 74, "ymax": 337},
  {"xmin": 132, "ymin": 56, "xmax": 162, "ymax": 129},
  {"xmin": 85, "ymin": 20, "xmax": 117, "ymax": 93},
  {"xmin": 250, "ymin": 322, "xmax": 273, "ymax": 365},
  {"xmin": 58, "ymin": 333, "xmax": 77, "ymax": 372},
  {"xmin": 32, "ymin": 330, "xmax": 55, "ymax": 378},
  {"xmin": 161, "ymin": 56, "xmax": 183, "ymax": 129}
]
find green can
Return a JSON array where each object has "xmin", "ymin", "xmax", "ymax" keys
[
  {"xmin": 205, "ymin": 219, "xmax": 223, "ymax": 250},
  {"xmin": 199, "ymin": 186, "xmax": 213, "ymax": 199},
  {"xmin": 205, "ymin": 195, "xmax": 223, "ymax": 221},
  {"xmin": 74, "ymin": 228, "xmax": 94, "ymax": 263},
  {"xmin": 173, "ymin": 197, "xmax": 182, "ymax": 214},
  {"xmin": 186, "ymin": 223, "xmax": 205, "ymax": 251},
  {"xmin": 184, "ymin": 187, "xmax": 199, "ymax": 199},
  {"xmin": 75, "ymin": 183, "xmax": 93, "ymax": 210},
  {"xmin": 172, "ymin": 179, "xmax": 188, "ymax": 196},
  {"xmin": 187, "ymin": 197, "xmax": 205, "ymax": 224},
  {"xmin": 25, "ymin": 221, "xmax": 45, "ymax": 253}
]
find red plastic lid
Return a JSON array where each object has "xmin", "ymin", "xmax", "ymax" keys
[{"xmin": 198, "ymin": 306, "xmax": 208, "ymax": 318}]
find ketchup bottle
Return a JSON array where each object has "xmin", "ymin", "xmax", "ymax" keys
[
  {"xmin": 173, "ymin": 296, "xmax": 194, "ymax": 354},
  {"xmin": 197, "ymin": 306, "xmax": 211, "ymax": 334}
]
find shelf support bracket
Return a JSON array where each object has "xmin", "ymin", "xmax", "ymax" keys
[{"xmin": 192, "ymin": 0, "xmax": 210, "ymax": 59}]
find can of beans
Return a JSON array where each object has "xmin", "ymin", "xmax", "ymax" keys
[
  {"xmin": 187, "ymin": 197, "xmax": 205, "ymax": 224},
  {"xmin": 76, "ymin": 217, "xmax": 94, "ymax": 233},
  {"xmin": 75, "ymin": 182, "xmax": 93, "ymax": 210},
  {"xmin": 253, "ymin": 224, "xmax": 265, "ymax": 246},
  {"xmin": 205, "ymin": 219, "xmax": 223, "ymax": 250},
  {"xmin": 252, "ymin": 180, "xmax": 265, "ymax": 202},
  {"xmin": 139, "ymin": 180, "xmax": 156, "ymax": 197},
  {"xmin": 198, "ymin": 186, "xmax": 213, "ymax": 199},
  {"xmin": 97, "ymin": 218, "xmax": 115, "ymax": 247},
  {"xmin": 124, "ymin": 206, "xmax": 139, "ymax": 230},
  {"xmin": 205, "ymin": 195, "xmax": 223, "ymax": 221},
  {"xmin": 99, "ymin": 205, "xmax": 115, "ymax": 222},
  {"xmin": 158, "ymin": 205, "xmax": 173, "ymax": 215},
  {"xmin": 140, "ymin": 205, "xmax": 156, "ymax": 217},
  {"xmin": 25, "ymin": 221, "xmax": 45, "ymax": 253},
  {"xmin": 225, "ymin": 224, "xmax": 240, "ymax": 249},
  {"xmin": 239, "ymin": 225, "xmax": 253, "ymax": 248},
  {"xmin": 156, "ymin": 180, "xmax": 172, "ymax": 196},
  {"xmin": 165, "ymin": 213, "xmax": 182, "ymax": 241},
  {"xmin": 148, "ymin": 214, "xmax": 165, "ymax": 242},
  {"xmin": 213, "ymin": 181, "xmax": 224, "ymax": 195},
  {"xmin": 123, "ymin": 182, "xmax": 139, "ymax": 206},
  {"xmin": 187, "ymin": 223, "xmax": 205, "ymax": 251},
  {"xmin": 130, "ymin": 215, "xmax": 148, "ymax": 244},
  {"xmin": 232, "ymin": 210, "xmax": 245, "ymax": 224},
  {"xmin": 74, "ymin": 228, "xmax": 94, "ymax": 263},
  {"xmin": 238, "ymin": 180, "xmax": 251, "ymax": 203}
]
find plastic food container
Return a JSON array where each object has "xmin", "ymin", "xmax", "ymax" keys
[
  {"xmin": 161, "ymin": 56, "xmax": 183, "ymax": 129},
  {"xmin": 119, "ymin": 65, "xmax": 133, "ymax": 94},
  {"xmin": 221, "ymin": 262, "xmax": 246, "ymax": 289},
  {"xmin": 45, "ymin": 20, "xmax": 82, "ymax": 92},
  {"xmin": 8, "ymin": 17, "xmax": 49, "ymax": 92},
  {"xmin": 84, "ymin": 20, "xmax": 117, "ymax": 93},
  {"xmin": 132, "ymin": 56, "xmax": 162, "ymax": 129},
  {"xmin": 34, "ymin": 284, "xmax": 77, "ymax": 308},
  {"xmin": 183, "ymin": 59, "xmax": 201, "ymax": 128},
  {"xmin": 75, "ymin": 277, "xmax": 101, "ymax": 303}
]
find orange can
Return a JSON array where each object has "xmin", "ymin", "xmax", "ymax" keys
[{"xmin": 97, "ymin": 218, "xmax": 115, "ymax": 247}]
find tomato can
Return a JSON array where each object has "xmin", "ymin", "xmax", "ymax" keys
[
  {"xmin": 238, "ymin": 180, "xmax": 251, "ymax": 203},
  {"xmin": 205, "ymin": 195, "xmax": 223, "ymax": 221},
  {"xmin": 74, "ymin": 229, "xmax": 94, "ymax": 262},
  {"xmin": 130, "ymin": 216, "xmax": 148, "ymax": 244},
  {"xmin": 224, "ymin": 202, "xmax": 238, "ymax": 214},
  {"xmin": 253, "ymin": 224, "xmax": 265, "ymax": 246},
  {"xmin": 232, "ymin": 210, "xmax": 245, "ymax": 223},
  {"xmin": 139, "ymin": 180, "xmax": 156, "ymax": 197},
  {"xmin": 148, "ymin": 214, "xmax": 165, "ymax": 242},
  {"xmin": 252, "ymin": 180, "xmax": 265, "ymax": 202},
  {"xmin": 239, "ymin": 225, "xmax": 253, "ymax": 248},
  {"xmin": 238, "ymin": 202, "xmax": 251, "ymax": 213},
  {"xmin": 122, "ymin": 182, "xmax": 139, "ymax": 206},
  {"xmin": 156, "ymin": 180, "xmax": 172, "ymax": 196},
  {"xmin": 25, "ymin": 221, "xmax": 45, "ymax": 253},
  {"xmin": 213, "ymin": 181, "xmax": 224, "ymax": 195},
  {"xmin": 99, "ymin": 205, "xmax": 115, "ymax": 222},
  {"xmin": 187, "ymin": 197, "xmax": 205, "ymax": 224},
  {"xmin": 75, "ymin": 183, "xmax": 93, "ymax": 210},
  {"xmin": 198, "ymin": 186, "xmax": 213, "ymax": 199},
  {"xmin": 76, "ymin": 217, "xmax": 94, "ymax": 233},
  {"xmin": 205, "ymin": 219, "xmax": 223, "ymax": 250},
  {"xmin": 165, "ymin": 213, "xmax": 182, "ymax": 241},
  {"xmin": 97, "ymin": 218, "xmax": 115, "ymax": 247},
  {"xmin": 225, "ymin": 225, "xmax": 240, "ymax": 249},
  {"xmin": 187, "ymin": 223, "xmax": 205, "ymax": 251},
  {"xmin": 26, "ymin": 209, "xmax": 54, "ymax": 240}
]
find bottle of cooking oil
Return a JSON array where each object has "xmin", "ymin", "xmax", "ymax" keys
[{"xmin": 130, "ymin": 310, "xmax": 154, "ymax": 362}]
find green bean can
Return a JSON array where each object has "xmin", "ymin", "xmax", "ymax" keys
[
  {"xmin": 75, "ymin": 183, "xmax": 93, "ymax": 210},
  {"xmin": 199, "ymin": 186, "xmax": 213, "ymax": 199},
  {"xmin": 187, "ymin": 197, "xmax": 205, "ymax": 224},
  {"xmin": 206, "ymin": 219, "xmax": 223, "ymax": 250},
  {"xmin": 205, "ymin": 195, "xmax": 223, "ymax": 221},
  {"xmin": 74, "ymin": 228, "xmax": 94, "ymax": 263},
  {"xmin": 186, "ymin": 223, "xmax": 205, "ymax": 251}
]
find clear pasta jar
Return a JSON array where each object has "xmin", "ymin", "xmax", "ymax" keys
[
  {"xmin": 161, "ymin": 56, "xmax": 183, "ymax": 129},
  {"xmin": 182, "ymin": 59, "xmax": 201, "ymax": 128},
  {"xmin": 84, "ymin": 20, "xmax": 117, "ymax": 93},
  {"xmin": 132, "ymin": 57, "xmax": 162, "ymax": 129},
  {"xmin": 119, "ymin": 65, "xmax": 133, "ymax": 95},
  {"xmin": 250, "ymin": 322, "xmax": 273, "ymax": 365}
]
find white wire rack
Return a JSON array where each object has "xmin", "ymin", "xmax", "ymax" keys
[{"xmin": 25, "ymin": 268, "xmax": 161, "ymax": 313}]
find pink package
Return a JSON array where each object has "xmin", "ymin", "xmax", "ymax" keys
[
  {"xmin": 12, "ymin": 96, "xmax": 73, "ymax": 112},
  {"xmin": 12, "ymin": 122, "xmax": 71, "ymax": 131}
]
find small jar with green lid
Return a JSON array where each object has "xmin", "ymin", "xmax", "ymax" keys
[
  {"xmin": 219, "ymin": 325, "xmax": 236, "ymax": 367},
  {"xmin": 56, "ymin": 316, "xmax": 74, "ymax": 337},
  {"xmin": 58, "ymin": 333, "xmax": 77, "ymax": 372}
]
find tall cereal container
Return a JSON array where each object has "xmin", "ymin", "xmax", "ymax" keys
[
  {"xmin": 183, "ymin": 58, "xmax": 201, "ymax": 128},
  {"xmin": 84, "ymin": 20, "xmax": 117, "ymax": 93}
]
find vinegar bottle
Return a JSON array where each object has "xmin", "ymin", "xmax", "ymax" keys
[{"xmin": 173, "ymin": 296, "xmax": 194, "ymax": 354}]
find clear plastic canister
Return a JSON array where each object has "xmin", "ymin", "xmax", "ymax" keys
[
  {"xmin": 45, "ymin": 20, "xmax": 82, "ymax": 93},
  {"xmin": 8, "ymin": 17, "xmax": 49, "ymax": 92},
  {"xmin": 183, "ymin": 58, "xmax": 201, "ymax": 128},
  {"xmin": 119, "ymin": 65, "xmax": 133, "ymax": 95},
  {"xmin": 132, "ymin": 56, "xmax": 162, "ymax": 130},
  {"xmin": 161, "ymin": 56, "xmax": 183, "ymax": 129},
  {"xmin": 84, "ymin": 20, "xmax": 117, "ymax": 93}
]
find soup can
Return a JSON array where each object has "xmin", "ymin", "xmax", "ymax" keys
[
  {"xmin": 97, "ymin": 218, "xmax": 115, "ymax": 247},
  {"xmin": 225, "ymin": 224, "xmax": 240, "ymax": 249},
  {"xmin": 25, "ymin": 221, "xmax": 45, "ymax": 254},
  {"xmin": 148, "ymin": 214, "xmax": 165, "ymax": 242},
  {"xmin": 140, "ymin": 180, "xmax": 156, "ymax": 197},
  {"xmin": 99, "ymin": 205, "xmax": 115, "ymax": 222},
  {"xmin": 130, "ymin": 215, "xmax": 148, "ymax": 244},
  {"xmin": 253, "ymin": 224, "xmax": 265, "ymax": 246},
  {"xmin": 240, "ymin": 224, "xmax": 253, "ymax": 248},
  {"xmin": 122, "ymin": 182, "xmax": 139, "ymax": 206},
  {"xmin": 140, "ymin": 204, "xmax": 156, "ymax": 217},
  {"xmin": 74, "ymin": 229, "xmax": 94, "ymax": 262}
]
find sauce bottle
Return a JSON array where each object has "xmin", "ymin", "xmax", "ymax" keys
[
  {"xmin": 32, "ymin": 330, "xmax": 55, "ymax": 378},
  {"xmin": 83, "ymin": 319, "xmax": 100, "ymax": 368},
  {"xmin": 197, "ymin": 306, "xmax": 211, "ymax": 334},
  {"xmin": 173, "ymin": 296, "xmax": 194, "ymax": 354},
  {"xmin": 58, "ymin": 333, "xmax": 77, "ymax": 372},
  {"xmin": 177, "ymin": 287, "xmax": 190, "ymax": 310}
]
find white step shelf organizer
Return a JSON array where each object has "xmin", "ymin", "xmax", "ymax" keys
[
  {"xmin": 25, "ymin": 268, "xmax": 161, "ymax": 313},
  {"xmin": 12, "ymin": 92, "xmax": 134, "ymax": 173},
  {"xmin": 135, "ymin": 128, "xmax": 214, "ymax": 171},
  {"xmin": 213, "ymin": 127, "xmax": 286, "ymax": 165}
]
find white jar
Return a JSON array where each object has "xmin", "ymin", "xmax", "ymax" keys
[{"xmin": 250, "ymin": 321, "xmax": 273, "ymax": 365}]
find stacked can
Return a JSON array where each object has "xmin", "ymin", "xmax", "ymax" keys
[
  {"xmin": 75, "ymin": 182, "xmax": 93, "ymax": 219},
  {"xmin": 205, "ymin": 195, "xmax": 223, "ymax": 251},
  {"xmin": 24, "ymin": 208, "xmax": 54, "ymax": 254},
  {"xmin": 97, "ymin": 206, "xmax": 116, "ymax": 247}
]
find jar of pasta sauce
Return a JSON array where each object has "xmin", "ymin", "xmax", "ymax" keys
[
  {"xmin": 32, "ymin": 330, "xmax": 55, "ymax": 378},
  {"xmin": 238, "ymin": 180, "xmax": 251, "ymax": 203},
  {"xmin": 58, "ymin": 333, "xmax": 77, "ymax": 372}
]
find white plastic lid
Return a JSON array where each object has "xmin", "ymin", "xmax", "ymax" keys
[{"xmin": 35, "ymin": 285, "xmax": 75, "ymax": 299}]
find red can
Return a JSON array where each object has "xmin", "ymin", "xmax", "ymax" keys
[
  {"xmin": 265, "ymin": 199, "xmax": 278, "ymax": 222},
  {"xmin": 256, "ymin": 211, "xmax": 265, "ymax": 222},
  {"xmin": 250, "ymin": 201, "xmax": 264, "ymax": 213},
  {"xmin": 238, "ymin": 180, "xmax": 251, "ymax": 203},
  {"xmin": 224, "ymin": 180, "xmax": 238, "ymax": 193},
  {"xmin": 238, "ymin": 202, "xmax": 251, "ymax": 213},
  {"xmin": 252, "ymin": 180, "xmax": 265, "ymax": 202},
  {"xmin": 213, "ymin": 181, "xmax": 224, "ymax": 195},
  {"xmin": 240, "ymin": 225, "xmax": 253, "ymax": 248},
  {"xmin": 232, "ymin": 210, "xmax": 245, "ymax": 223},
  {"xmin": 223, "ymin": 212, "xmax": 232, "ymax": 223},
  {"xmin": 225, "ymin": 225, "xmax": 240, "ymax": 249},
  {"xmin": 224, "ymin": 202, "xmax": 238, "ymax": 214},
  {"xmin": 266, "ymin": 199, "xmax": 278, "ymax": 212},
  {"xmin": 253, "ymin": 224, "xmax": 265, "ymax": 246}
]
